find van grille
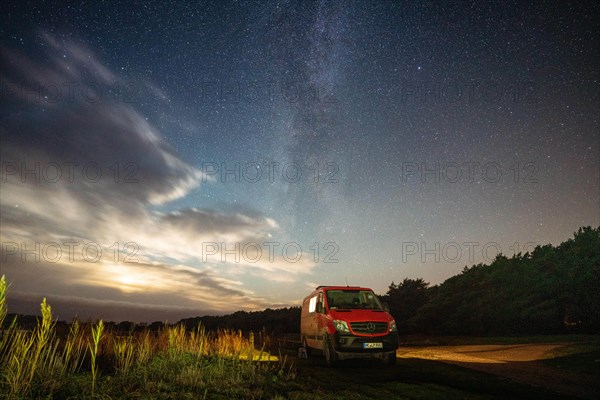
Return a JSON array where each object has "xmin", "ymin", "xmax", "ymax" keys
[{"xmin": 350, "ymin": 322, "xmax": 388, "ymax": 334}]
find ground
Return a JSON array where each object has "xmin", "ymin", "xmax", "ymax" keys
[
  {"xmin": 282, "ymin": 335, "xmax": 600, "ymax": 400},
  {"xmin": 397, "ymin": 342, "xmax": 599, "ymax": 399}
]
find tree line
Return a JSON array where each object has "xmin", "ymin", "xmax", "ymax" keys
[
  {"xmin": 6, "ymin": 226, "xmax": 598, "ymax": 336},
  {"xmin": 381, "ymin": 226, "xmax": 600, "ymax": 335},
  {"xmin": 178, "ymin": 226, "xmax": 599, "ymax": 336}
]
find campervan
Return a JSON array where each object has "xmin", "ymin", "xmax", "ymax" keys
[{"xmin": 300, "ymin": 285, "xmax": 398, "ymax": 366}]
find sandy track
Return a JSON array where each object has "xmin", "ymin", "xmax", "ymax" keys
[{"xmin": 398, "ymin": 343, "xmax": 599, "ymax": 399}]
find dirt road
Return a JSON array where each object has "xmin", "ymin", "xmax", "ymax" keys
[{"xmin": 397, "ymin": 343, "xmax": 599, "ymax": 399}]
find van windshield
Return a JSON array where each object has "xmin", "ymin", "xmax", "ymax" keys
[{"xmin": 325, "ymin": 290, "xmax": 384, "ymax": 310}]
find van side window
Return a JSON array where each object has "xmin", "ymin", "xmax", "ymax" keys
[
  {"xmin": 317, "ymin": 292, "xmax": 324, "ymax": 313},
  {"xmin": 308, "ymin": 296, "xmax": 317, "ymax": 313}
]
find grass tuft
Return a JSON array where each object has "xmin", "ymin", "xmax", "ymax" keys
[{"xmin": 88, "ymin": 319, "xmax": 104, "ymax": 396}]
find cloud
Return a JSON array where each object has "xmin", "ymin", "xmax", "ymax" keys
[
  {"xmin": 0, "ymin": 253, "xmax": 274, "ymax": 322},
  {"xmin": 1, "ymin": 37, "xmax": 207, "ymax": 208},
  {"xmin": 7, "ymin": 292, "xmax": 216, "ymax": 323},
  {"xmin": 0, "ymin": 33, "xmax": 315, "ymax": 321}
]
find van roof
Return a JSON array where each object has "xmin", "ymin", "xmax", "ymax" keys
[{"xmin": 314, "ymin": 285, "xmax": 371, "ymax": 291}]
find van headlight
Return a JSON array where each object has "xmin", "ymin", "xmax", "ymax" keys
[
  {"xmin": 389, "ymin": 320, "xmax": 397, "ymax": 332},
  {"xmin": 333, "ymin": 320, "xmax": 350, "ymax": 333}
]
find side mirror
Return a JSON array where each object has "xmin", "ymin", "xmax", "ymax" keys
[{"xmin": 383, "ymin": 302, "xmax": 390, "ymax": 312}]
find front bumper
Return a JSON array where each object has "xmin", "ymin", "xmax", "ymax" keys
[{"xmin": 332, "ymin": 331, "xmax": 399, "ymax": 354}]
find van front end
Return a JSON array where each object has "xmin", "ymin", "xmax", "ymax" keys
[{"xmin": 328, "ymin": 319, "xmax": 399, "ymax": 361}]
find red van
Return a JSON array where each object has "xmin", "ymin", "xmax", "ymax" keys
[{"xmin": 300, "ymin": 285, "xmax": 398, "ymax": 366}]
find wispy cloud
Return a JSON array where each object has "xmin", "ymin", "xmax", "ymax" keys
[{"xmin": 0, "ymin": 33, "xmax": 315, "ymax": 321}]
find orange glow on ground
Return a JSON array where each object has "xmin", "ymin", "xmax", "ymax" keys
[{"xmin": 397, "ymin": 343, "xmax": 577, "ymax": 364}]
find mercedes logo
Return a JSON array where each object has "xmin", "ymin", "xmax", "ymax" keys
[{"xmin": 367, "ymin": 323, "xmax": 375, "ymax": 331}]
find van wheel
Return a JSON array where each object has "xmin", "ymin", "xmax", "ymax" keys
[
  {"xmin": 323, "ymin": 335, "xmax": 338, "ymax": 367},
  {"xmin": 302, "ymin": 337, "xmax": 312, "ymax": 357},
  {"xmin": 383, "ymin": 351, "xmax": 397, "ymax": 366}
]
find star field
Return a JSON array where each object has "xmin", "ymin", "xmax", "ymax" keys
[{"xmin": 0, "ymin": 0, "xmax": 598, "ymax": 321}]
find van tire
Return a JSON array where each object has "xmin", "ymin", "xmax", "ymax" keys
[
  {"xmin": 302, "ymin": 336, "xmax": 312, "ymax": 357},
  {"xmin": 323, "ymin": 335, "xmax": 338, "ymax": 367},
  {"xmin": 383, "ymin": 351, "xmax": 396, "ymax": 366}
]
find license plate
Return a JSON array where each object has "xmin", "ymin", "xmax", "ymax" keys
[{"xmin": 363, "ymin": 342, "xmax": 383, "ymax": 349}]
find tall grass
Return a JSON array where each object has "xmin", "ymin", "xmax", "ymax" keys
[
  {"xmin": 2, "ymin": 297, "xmax": 57, "ymax": 396},
  {"xmin": 0, "ymin": 275, "xmax": 296, "ymax": 398},
  {"xmin": 62, "ymin": 319, "xmax": 85, "ymax": 375},
  {"xmin": 88, "ymin": 319, "xmax": 104, "ymax": 396},
  {"xmin": 113, "ymin": 335, "xmax": 135, "ymax": 374},
  {"xmin": 0, "ymin": 275, "xmax": 10, "ymax": 360},
  {"xmin": 136, "ymin": 330, "xmax": 153, "ymax": 365},
  {"xmin": 0, "ymin": 275, "xmax": 7, "ymax": 328}
]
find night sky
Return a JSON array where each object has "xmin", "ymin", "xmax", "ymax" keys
[{"xmin": 1, "ymin": 1, "xmax": 598, "ymax": 322}]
